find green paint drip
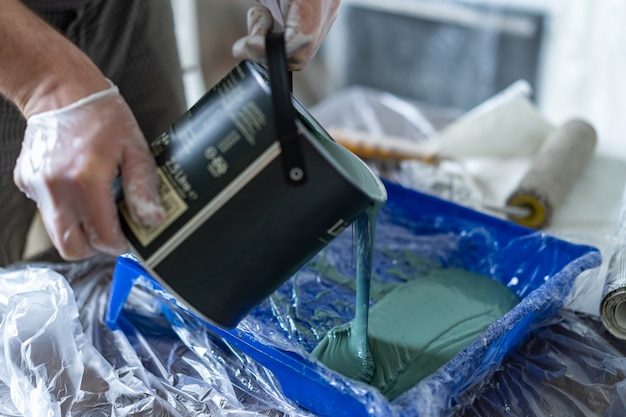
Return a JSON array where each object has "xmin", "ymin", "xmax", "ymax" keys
[
  {"xmin": 311, "ymin": 206, "xmax": 381, "ymax": 383},
  {"xmin": 303, "ymin": 128, "xmax": 387, "ymax": 383},
  {"xmin": 350, "ymin": 208, "xmax": 377, "ymax": 381}
]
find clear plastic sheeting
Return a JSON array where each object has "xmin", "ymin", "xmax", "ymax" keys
[
  {"xmin": 0, "ymin": 257, "xmax": 309, "ymax": 416},
  {"xmin": 458, "ymin": 309, "xmax": 626, "ymax": 417}
]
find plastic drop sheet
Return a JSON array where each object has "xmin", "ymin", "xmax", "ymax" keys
[{"xmin": 0, "ymin": 256, "xmax": 307, "ymax": 416}]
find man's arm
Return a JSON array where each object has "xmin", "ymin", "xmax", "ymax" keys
[
  {"xmin": 0, "ymin": 0, "xmax": 109, "ymax": 116},
  {"xmin": 1, "ymin": 0, "xmax": 165, "ymax": 261}
]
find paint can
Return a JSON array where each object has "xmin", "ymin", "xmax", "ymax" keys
[{"xmin": 117, "ymin": 33, "xmax": 387, "ymax": 328}]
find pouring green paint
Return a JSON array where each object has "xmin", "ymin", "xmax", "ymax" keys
[
  {"xmin": 311, "ymin": 208, "xmax": 379, "ymax": 383},
  {"xmin": 351, "ymin": 209, "xmax": 377, "ymax": 382},
  {"xmin": 308, "ymin": 133, "xmax": 387, "ymax": 383}
]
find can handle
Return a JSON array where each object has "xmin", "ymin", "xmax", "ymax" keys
[{"xmin": 265, "ymin": 32, "xmax": 307, "ymax": 186}]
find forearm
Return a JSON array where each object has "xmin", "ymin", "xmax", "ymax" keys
[{"xmin": 0, "ymin": 0, "xmax": 109, "ymax": 117}]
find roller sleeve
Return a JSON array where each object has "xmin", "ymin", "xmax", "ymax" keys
[{"xmin": 506, "ymin": 119, "xmax": 597, "ymax": 229}]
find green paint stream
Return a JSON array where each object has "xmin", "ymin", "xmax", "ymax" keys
[
  {"xmin": 307, "ymin": 128, "xmax": 387, "ymax": 382},
  {"xmin": 310, "ymin": 209, "xmax": 380, "ymax": 383}
]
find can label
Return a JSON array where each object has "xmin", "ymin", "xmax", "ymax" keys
[
  {"xmin": 119, "ymin": 62, "xmax": 277, "ymax": 263},
  {"xmin": 119, "ymin": 168, "xmax": 188, "ymax": 247}
]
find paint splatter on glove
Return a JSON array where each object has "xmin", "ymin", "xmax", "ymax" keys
[
  {"xmin": 232, "ymin": 0, "xmax": 341, "ymax": 70},
  {"xmin": 13, "ymin": 83, "xmax": 165, "ymax": 260}
]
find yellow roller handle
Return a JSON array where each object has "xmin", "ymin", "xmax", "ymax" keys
[{"xmin": 506, "ymin": 192, "xmax": 550, "ymax": 229}]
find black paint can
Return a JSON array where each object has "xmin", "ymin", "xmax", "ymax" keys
[{"xmin": 118, "ymin": 34, "xmax": 387, "ymax": 328}]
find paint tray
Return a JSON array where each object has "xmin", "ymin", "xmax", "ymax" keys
[{"xmin": 105, "ymin": 179, "xmax": 601, "ymax": 416}]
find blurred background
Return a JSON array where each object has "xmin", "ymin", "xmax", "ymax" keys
[{"xmin": 187, "ymin": 0, "xmax": 625, "ymax": 159}]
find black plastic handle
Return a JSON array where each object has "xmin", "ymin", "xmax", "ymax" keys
[{"xmin": 265, "ymin": 32, "xmax": 307, "ymax": 186}]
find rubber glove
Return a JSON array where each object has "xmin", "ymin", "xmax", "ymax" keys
[
  {"xmin": 232, "ymin": 0, "xmax": 341, "ymax": 70},
  {"xmin": 13, "ymin": 84, "xmax": 165, "ymax": 261}
]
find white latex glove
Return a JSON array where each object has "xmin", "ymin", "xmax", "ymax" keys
[
  {"xmin": 13, "ymin": 84, "xmax": 165, "ymax": 260},
  {"xmin": 232, "ymin": 0, "xmax": 341, "ymax": 70}
]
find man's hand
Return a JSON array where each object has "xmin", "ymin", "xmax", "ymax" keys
[
  {"xmin": 1, "ymin": 0, "xmax": 164, "ymax": 261},
  {"xmin": 14, "ymin": 84, "xmax": 165, "ymax": 260},
  {"xmin": 232, "ymin": 0, "xmax": 341, "ymax": 70}
]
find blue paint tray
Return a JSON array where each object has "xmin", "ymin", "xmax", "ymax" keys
[{"xmin": 106, "ymin": 180, "xmax": 601, "ymax": 416}]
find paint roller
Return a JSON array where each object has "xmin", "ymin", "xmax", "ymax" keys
[
  {"xmin": 505, "ymin": 118, "xmax": 597, "ymax": 229},
  {"xmin": 329, "ymin": 118, "xmax": 597, "ymax": 230}
]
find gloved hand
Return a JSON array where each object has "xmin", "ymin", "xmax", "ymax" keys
[
  {"xmin": 13, "ymin": 83, "xmax": 165, "ymax": 260},
  {"xmin": 232, "ymin": 0, "xmax": 341, "ymax": 70}
]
